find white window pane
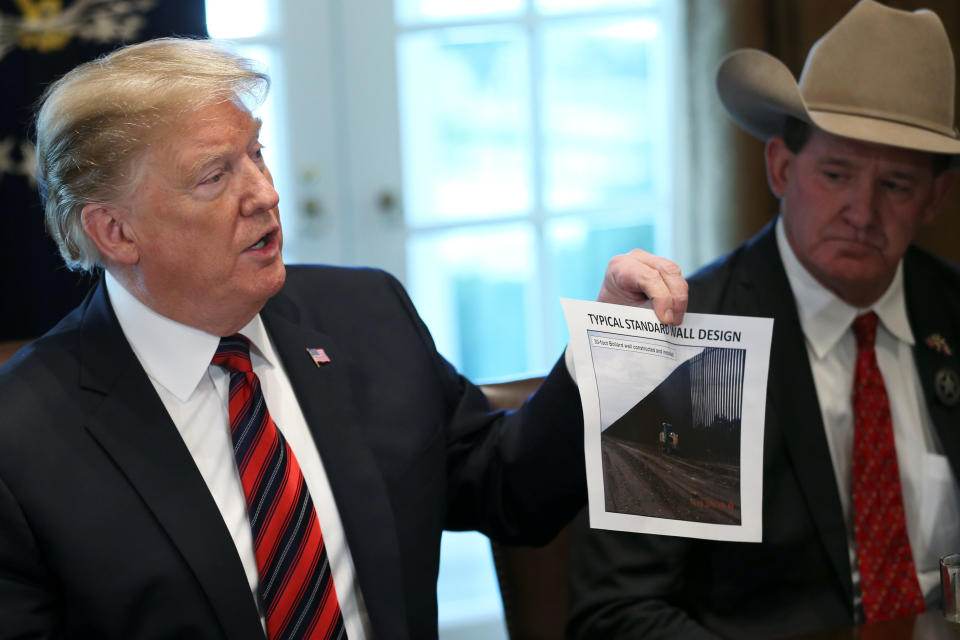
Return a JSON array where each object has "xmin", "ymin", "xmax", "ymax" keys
[
  {"xmin": 544, "ymin": 217, "xmax": 656, "ymax": 353},
  {"xmin": 541, "ymin": 18, "xmax": 665, "ymax": 212},
  {"xmin": 397, "ymin": 0, "xmax": 522, "ymax": 25},
  {"xmin": 407, "ymin": 225, "xmax": 541, "ymax": 381},
  {"xmin": 536, "ymin": 0, "xmax": 656, "ymax": 14},
  {"xmin": 398, "ymin": 27, "xmax": 531, "ymax": 225},
  {"xmin": 205, "ymin": 0, "xmax": 269, "ymax": 38}
]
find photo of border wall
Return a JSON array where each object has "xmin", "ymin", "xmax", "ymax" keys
[{"xmin": 600, "ymin": 346, "xmax": 745, "ymax": 525}]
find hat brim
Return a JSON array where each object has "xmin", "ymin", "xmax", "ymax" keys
[
  {"xmin": 715, "ymin": 49, "xmax": 807, "ymax": 140},
  {"xmin": 716, "ymin": 48, "xmax": 960, "ymax": 156}
]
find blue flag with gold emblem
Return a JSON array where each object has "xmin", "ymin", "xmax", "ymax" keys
[{"xmin": 0, "ymin": 0, "xmax": 206, "ymax": 340}]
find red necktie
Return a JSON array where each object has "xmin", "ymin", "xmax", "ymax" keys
[
  {"xmin": 851, "ymin": 312, "xmax": 925, "ymax": 623},
  {"xmin": 213, "ymin": 335, "xmax": 347, "ymax": 640}
]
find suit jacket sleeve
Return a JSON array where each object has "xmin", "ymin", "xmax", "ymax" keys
[{"xmin": 376, "ymin": 269, "xmax": 587, "ymax": 544}]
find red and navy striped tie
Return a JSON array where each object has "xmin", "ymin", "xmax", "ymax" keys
[{"xmin": 213, "ymin": 335, "xmax": 346, "ymax": 640}]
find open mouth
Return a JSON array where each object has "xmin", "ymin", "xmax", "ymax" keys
[{"xmin": 247, "ymin": 232, "xmax": 273, "ymax": 251}]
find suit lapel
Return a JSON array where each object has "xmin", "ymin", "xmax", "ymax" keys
[
  {"xmin": 904, "ymin": 251, "xmax": 960, "ymax": 471},
  {"xmin": 261, "ymin": 294, "xmax": 407, "ymax": 639},
  {"xmin": 735, "ymin": 225, "xmax": 853, "ymax": 602},
  {"xmin": 78, "ymin": 280, "xmax": 265, "ymax": 640}
]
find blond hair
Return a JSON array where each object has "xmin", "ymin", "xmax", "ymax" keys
[{"xmin": 35, "ymin": 37, "xmax": 270, "ymax": 271}]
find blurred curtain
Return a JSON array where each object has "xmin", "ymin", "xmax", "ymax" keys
[
  {"xmin": 0, "ymin": 0, "xmax": 207, "ymax": 340},
  {"xmin": 681, "ymin": 0, "xmax": 960, "ymax": 271}
]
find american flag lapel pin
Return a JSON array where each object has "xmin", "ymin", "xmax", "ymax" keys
[{"xmin": 306, "ymin": 347, "xmax": 331, "ymax": 367}]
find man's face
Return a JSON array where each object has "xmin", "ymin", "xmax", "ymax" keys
[
  {"xmin": 767, "ymin": 128, "xmax": 954, "ymax": 306},
  {"xmin": 118, "ymin": 101, "xmax": 285, "ymax": 333}
]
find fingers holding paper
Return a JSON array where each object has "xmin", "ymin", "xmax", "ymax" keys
[{"xmin": 596, "ymin": 249, "xmax": 688, "ymax": 325}]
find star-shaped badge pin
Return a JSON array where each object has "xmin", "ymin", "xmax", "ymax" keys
[{"xmin": 935, "ymin": 368, "xmax": 960, "ymax": 407}]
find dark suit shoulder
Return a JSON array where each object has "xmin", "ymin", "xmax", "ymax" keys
[
  {"xmin": 280, "ymin": 264, "xmax": 400, "ymax": 297},
  {"xmin": 905, "ymin": 245, "xmax": 960, "ymax": 293},
  {"xmin": 270, "ymin": 264, "xmax": 425, "ymax": 342},
  {"xmin": 903, "ymin": 245, "xmax": 960, "ymax": 341},
  {"xmin": 0, "ymin": 302, "xmax": 99, "ymax": 499},
  {"xmin": 684, "ymin": 221, "xmax": 784, "ymax": 318},
  {"xmin": 0, "ymin": 302, "xmax": 86, "ymax": 392},
  {"xmin": 686, "ymin": 240, "xmax": 755, "ymax": 314}
]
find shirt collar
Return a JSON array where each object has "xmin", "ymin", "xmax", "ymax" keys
[
  {"xmin": 105, "ymin": 271, "xmax": 277, "ymax": 402},
  {"xmin": 774, "ymin": 218, "xmax": 914, "ymax": 360}
]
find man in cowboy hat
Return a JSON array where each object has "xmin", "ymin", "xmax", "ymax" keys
[{"xmin": 566, "ymin": 1, "xmax": 960, "ymax": 637}]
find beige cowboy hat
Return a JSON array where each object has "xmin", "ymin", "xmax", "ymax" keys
[{"xmin": 716, "ymin": 0, "xmax": 960, "ymax": 154}]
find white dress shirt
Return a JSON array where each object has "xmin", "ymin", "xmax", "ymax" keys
[
  {"xmin": 775, "ymin": 220, "xmax": 960, "ymax": 606},
  {"xmin": 105, "ymin": 272, "xmax": 370, "ymax": 639}
]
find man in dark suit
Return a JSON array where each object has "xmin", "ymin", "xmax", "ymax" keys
[
  {"xmin": 567, "ymin": 2, "xmax": 960, "ymax": 638},
  {"xmin": 0, "ymin": 38, "xmax": 687, "ymax": 639}
]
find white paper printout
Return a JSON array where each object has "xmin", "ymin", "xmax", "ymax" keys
[{"xmin": 561, "ymin": 299, "xmax": 773, "ymax": 542}]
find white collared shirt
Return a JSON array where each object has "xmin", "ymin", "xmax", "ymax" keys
[
  {"xmin": 105, "ymin": 272, "xmax": 370, "ymax": 639},
  {"xmin": 775, "ymin": 219, "xmax": 960, "ymax": 606}
]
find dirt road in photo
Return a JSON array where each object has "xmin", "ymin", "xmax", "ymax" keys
[{"xmin": 602, "ymin": 434, "xmax": 741, "ymax": 524}]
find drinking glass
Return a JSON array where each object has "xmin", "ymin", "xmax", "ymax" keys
[{"xmin": 941, "ymin": 552, "xmax": 960, "ymax": 623}]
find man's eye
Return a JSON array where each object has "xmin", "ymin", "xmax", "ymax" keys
[
  {"xmin": 822, "ymin": 170, "xmax": 845, "ymax": 181},
  {"xmin": 201, "ymin": 172, "xmax": 225, "ymax": 185}
]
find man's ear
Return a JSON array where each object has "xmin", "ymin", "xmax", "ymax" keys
[
  {"xmin": 921, "ymin": 168, "xmax": 957, "ymax": 225},
  {"xmin": 765, "ymin": 137, "xmax": 794, "ymax": 198},
  {"xmin": 81, "ymin": 203, "xmax": 139, "ymax": 265}
]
